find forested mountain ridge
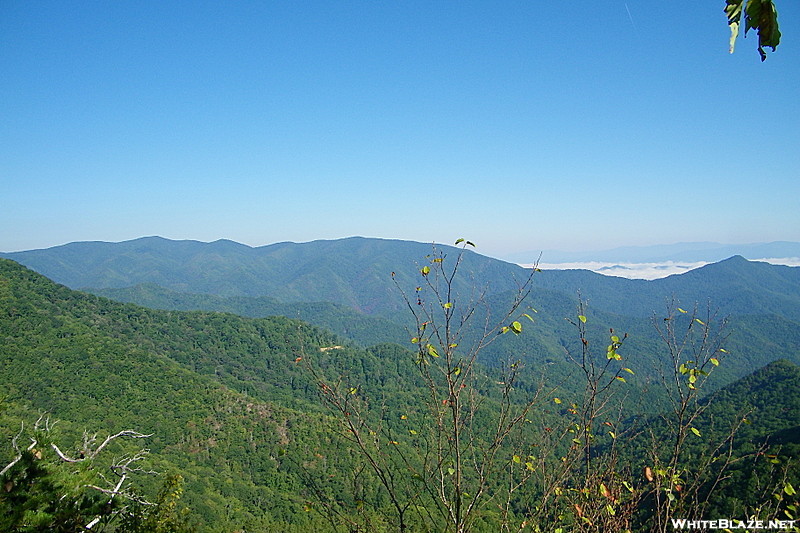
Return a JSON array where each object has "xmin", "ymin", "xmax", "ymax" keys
[
  {"xmin": 5, "ymin": 237, "xmax": 800, "ymax": 389},
  {"xmin": 0, "ymin": 236, "xmax": 523, "ymax": 316},
  {"xmin": 4, "ymin": 237, "xmax": 800, "ymax": 322}
]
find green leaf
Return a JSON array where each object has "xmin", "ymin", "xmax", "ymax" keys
[
  {"xmin": 690, "ymin": 427, "xmax": 701, "ymax": 437},
  {"xmin": 421, "ymin": 266, "xmax": 430, "ymax": 276},
  {"xmin": 623, "ymin": 367, "xmax": 635, "ymax": 374},
  {"xmin": 427, "ymin": 344, "xmax": 439, "ymax": 358},
  {"xmin": 410, "ymin": 337, "xmax": 419, "ymax": 344},
  {"xmin": 443, "ymin": 302, "xmax": 453, "ymax": 309},
  {"xmin": 785, "ymin": 483, "xmax": 797, "ymax": 496},
  {"xmin": 745, "ymin": 0, "xmax": 781, "ymax": 61},
  {"xmin": 447, "ymin": 467, "xmax": 456, "ymax": 476},
  {"xmin": 553, "ymin": 397, "xmax": 562, "ymax": 404},
  {"xmin": 455, "ymin": 238, "xmax": 465, "ymax": 245},
  {"xmin": 510, "ymin": 321, "xmax": 522, "ymax": 334},
  {"xmin": 512, "ymin": 455, "xmax": 521, "ymax": 463},
  {"xmin": 710, "ymin": 357, "xmax": 719, "ymax": 366}
]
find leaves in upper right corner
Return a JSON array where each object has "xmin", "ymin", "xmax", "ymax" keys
[{"xmin": 726, "ymin": 0, "xmax": 781, "ymax": 60}]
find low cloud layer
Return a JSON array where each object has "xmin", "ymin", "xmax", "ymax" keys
[{"xmin": 522, "ymin": 258, "xmax": 800, "ymax": 280}]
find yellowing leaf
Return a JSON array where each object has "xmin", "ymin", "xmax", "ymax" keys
[
  {"xmin": 690, "ymin": 427, "xmax": 701, "ymax": 437},
  {"xmin": 578, "ymin": 315, "xmax": 587, "ymax": 324}
]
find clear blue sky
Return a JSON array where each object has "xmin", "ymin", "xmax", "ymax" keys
[{"xmin": 2, "ymin": 1, "xmax": 798, "ymax": 258}]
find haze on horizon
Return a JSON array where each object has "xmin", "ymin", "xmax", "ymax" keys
[{"xmin": 1, "ymin": 2, "xmax": 798, "ymax": 258}]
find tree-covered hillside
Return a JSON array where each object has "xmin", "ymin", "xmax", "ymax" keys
[
  {"xmin": 90, "ymin": 282, "xmax": 410, "ymax": 348},
  {"xmin": 0, "ymin": 258, "xmax": 428, "ymax": 531}
]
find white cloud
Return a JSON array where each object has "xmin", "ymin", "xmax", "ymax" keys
[{"xmin": 519, "ymin": 258, "xmax": 800, "ymax": 280}]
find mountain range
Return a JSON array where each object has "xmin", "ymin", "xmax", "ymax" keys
[
  {"xmin": 2, "ymin": 236, "xmax": 800, "ymax": 530},
  {"xmin": 4, "ymin": 236, "xmax": 800, "ymax": 319},
  {"xmin": 3, "ymin": 235, "xmax": 800, "ymax": 385}
]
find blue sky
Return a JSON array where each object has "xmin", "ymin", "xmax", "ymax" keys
[{"xmin": 2, "ymin": 1, "xmax": 798, "ymax": 259}]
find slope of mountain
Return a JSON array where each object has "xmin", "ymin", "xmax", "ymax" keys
[
  {"xmin": 0, "ymin": 258, "xmax": 427, "ymax": 531},
  {"xmin": 89, "ymin": 283, "xmax": 411, "ymax": 347}
]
